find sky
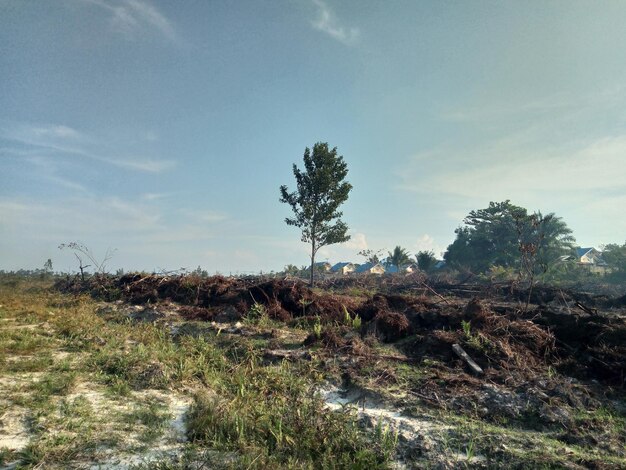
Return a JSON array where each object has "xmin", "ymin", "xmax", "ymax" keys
[{"xmin": 2, "ymin": 0, "xmax": 626, "ymax": 274}]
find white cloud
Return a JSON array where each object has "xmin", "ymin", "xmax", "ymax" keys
[
  {"xmin": 311, "ymin": 0, "xmax": 359, "ymax": 46},
  {"xmin": 397, "ymin": 84, "xmax": 626, "ymax": 249},
  {"xmin": 440, "ymin": 86, "xmax": 626, "ymax": 125},
  {"xmin": 344, "ymin": 232, "xmax": 367, "ymax": 251},
  {"xmin": 182, "ymin": 209, "xmax": 229, "ymax": 224},
  {"xmin": 79, "ymin": 0, "xmax": 178, "ymax": 43},
  {"xmin": 31, "ymin": 125, "xmax": 83, "ymax": 140},
  {"xmin": 412, "ymin": 234, "xmax": 445, "ymax": 259},
  {"xmin": 45, "ymin": 175, "xmax": 88, "ymax": 192},
  {"xmin": 114, "ymin": 156, "xmax": 175, "ymax": 173},
  {"xmin": 407, "ymin": 135, "xmax": 626, "ymax": 200},
  {"xmin": 141, "ymin": 192, "xmax": 168, "ymax": 201},
  {"xmin": 1, "ymin": 123, "xmax": 175, "ymax": 174}
]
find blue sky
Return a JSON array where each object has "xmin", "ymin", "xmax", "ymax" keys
[{"xmin": 2, "ymin": 0, "xmax": 626, "ymax": 274}]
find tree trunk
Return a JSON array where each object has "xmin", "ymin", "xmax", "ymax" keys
[{"xmin": 310, "ymin": 241, "xmax": 315, "ymax": 287}]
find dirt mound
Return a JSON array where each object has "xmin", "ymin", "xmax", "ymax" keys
[
  {"xmin": 54, "ymin": 274, "xmax": 626, "ymax": 386},
  {"xmin": 177, "ymin": 306, "xmax": 215, "ymax": 321},
  {"xmin": 523, "ymin": 307, "xmax": 626, "ymax": 385},
  {"xmin": 55, "ymin": 274, "xmax": 361, "ymax": 324}
]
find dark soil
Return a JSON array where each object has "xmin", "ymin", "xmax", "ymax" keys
[{"xmin": 54, "ymin": 273, "xmax": 626, "ymax": 389}]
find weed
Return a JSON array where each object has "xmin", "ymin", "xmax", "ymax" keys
[
  {"xmin": 247, "ymin": 301, "xmax": 267, "ymax": 319},
  {"xmin": 343, "ymin": 305, "xmax": 351, "ymax": 326},
  {"xmin": 461, "ymin": 320, "xmax": 472, "ymax": 339},
  {"xmin": 465, "ymin": 436, "xmax": 475, "ymax": 461},
  {"xmin": 374, "ymin": 419, "xmax": 399, "ymax": 461},
  {"xmin": 547, "ymin": 365, "xmax": 557, "ymax": 379},
  {"xmin": 186, "ymin": 359, "xmax": 389, "ymax": 468},
  {"xmin": 245, "ymin": 301, "xmax": 274, "ymax": 328},
  {"xmin": 312, "ymin": 316, "xmax": 322, "ymax": 339},
  {"xmin": 342, "ymin": 305, "xmax": 362, "ymax": 330},
  {"xmin": 461, "ymin": 320, "xmax": 493, "ymax": 353},
  {"xmin": 298, "ymin": 298, "xmax": 313, "ymax": 316}
]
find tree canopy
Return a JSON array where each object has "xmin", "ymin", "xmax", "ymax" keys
[
  {"xmin": 386, "ymin": 246, "xmax": 412, "ymax": 271},
  {"xmin": 416, "ymin": 250, "xmax": 437, "ymax": 272},
  {"xmin": 279, "ymin": 142, "xmax": 352, "ymax": 286},
  {"xmin": 602, "ymin": 242, "xmax": 626, "ymax": 281},
  {"xmin": 444, "ymin": 200, "xmax": 575, "ymax": 275}
]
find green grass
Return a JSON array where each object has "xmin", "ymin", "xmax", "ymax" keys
[
  {"xmin": 2, "ymin": 275, "xmax": 625, "ymax": 469},
  {"xmin": 0, "ymin": 278, "xmax": 398, "ymax": 469},
  {"xmin": 121, "ymin": 398, "xmax": 172, "ymax": 444},
  {"xmin": 3, "ymin": 353, "xmax": 53, "ymax": 373}
]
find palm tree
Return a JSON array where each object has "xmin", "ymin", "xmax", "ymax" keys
[
  {"xmin": 531, "ymin": 212, "xmax": 576, "ymax": 273},
  {"xmin": 416, "ymin": 250, "xmax": 437, "ymax": 272},
  {"xmin": 387, "ymin": 246, "xmax": 411, "ymax": 272}
]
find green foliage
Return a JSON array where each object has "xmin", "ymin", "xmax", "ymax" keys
[
  {"xmin": 444, "ymin": 200, "xmax": 575, "ymax": 275},
  {"xmin": 358, "ymin": 248, "xmax": 384, "ymax": 265},
  {"xmin": 461, "ymin": 320, "xmax": 472, "ymax": 339},
  {"xmin": 245, "ymin": 302, "xmax": 272, "ymax": 327},
  {"xmin": 387, "ymin": 246, "xmax": 411, "ymax": 271},
  {"xmin": 374, "ymin": 420, "xmax": 399, "ymax": 461},
  {"xmin": 461, "ymin": 320, "xmax": 492, "ymax": 352},
  {"xmin": 280, "ymin": 142, "xmax": 352, "ymax": 285},
  {"xmin": 122, "ymin": 399, "xmax": 171, "ymax": 443},
  {"xmin": 299, "ymin": 297, "xmax": 313, "ymax": 316},
  {"xmin": 416, "ymin": 250, "xmax": 437, "ymax": 272},
  {"xmin": 342, "ymin": 305, "xmax": 362, "ymax": 330},
  {"xmin": 343, "ymin": 305, "xmax": 351, "ymax": 326},
  {"xmin": 186, "ymin": 360, "xmax": 389, "ymax": 469},
  {"xmin": 484, "ymin": 265, "xmax": 517, "ymax": 282},
  {"xmin": 312, "ymin": 316, "xmax": 322, "ymax": 339},
  {"xmin": 603, "ymin": 242, "xmax": 626, "ymax": 281},
  {"xmin": 282, "ymin": 264, "xmax": 300, "ymax": 276},
  {"xmin": 248, "ymin": 301, "xmax": 267, "ymax": 319}
]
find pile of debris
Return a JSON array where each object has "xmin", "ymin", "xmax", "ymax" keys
[{"xmin": 54, "ymin": 273, "xmax": 626, "ymax": 388}]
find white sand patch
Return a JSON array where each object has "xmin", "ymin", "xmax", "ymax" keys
[
  {"xmin": 0, "ymin": 406, "xmax": 29, "ymax": 451},
  {"xmin": 320, "ymin": 384, "xmax": 486, "ymax": 468},
  {"xmin": 85, "ymin": 389, "xmax": 192, "ymax": 469},
  {"xmin": 0, "ymin": 372, "xmax": 44, "ymax": 390}
]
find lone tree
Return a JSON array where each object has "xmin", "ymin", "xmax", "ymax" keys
[{"xmin": 280, "ymin": 142, "xmax": 352, "ymax": 286}]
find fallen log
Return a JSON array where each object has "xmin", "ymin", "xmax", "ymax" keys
[
  {"xmin": 452, "ymin": 343, "xmax": 484, "ymax": 376},
  {"xmin": 574, "ymin": 301, "xmax": 598, "ymax": 316}
]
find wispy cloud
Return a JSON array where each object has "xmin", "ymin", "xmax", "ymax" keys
[
  {"xmin": 31, "ymin": 125, "xmax": 83, "ymax": 140},
  {"xmin": 397, "ymin": 86, "xmax": 626, "ymax": 245},
  {"xmin": 0, "ymin": 196, "xmax": 160, "ymax": 237},
  {"xmin": 180, "ymin": 209, "xmax": 229, "ymax": 224},
  {"xmin": 141, "ymin": 192, "xmax": 168, "ymax": 201},
  {"xmin": 439, "ymin": 86, "xmax": 626, "ymax": 125},
  {"xmin": 78, "ymin": 0, "xmax": 178, "ymax": 43},
  {"xmin": 1, "ymin": 123, "xmax": 176, "ymax": 174},
  {"xmin": 311, "ymin": 0, "xmax": 359, "ymax": 46}
]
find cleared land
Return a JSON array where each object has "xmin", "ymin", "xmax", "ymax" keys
[{"xmin": 0, "ymin": 274, "xmax": 625, "ymax": 469}]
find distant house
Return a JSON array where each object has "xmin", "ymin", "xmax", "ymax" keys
[
  {"xmin": 433, "ymin": 260, "xmax": 446, "ymax": 270},
  {"xmin": 355, "ymin": 262, "xmax": 386, "ymax": 275},
  {"xmin": 331, "ymin": 262, "xmax": 356, "ymax": 275},
  {"xmin": 384, "ymin": 264, "xmax": 416, "ymax": 274},
  {"xmin": 576, "ymin": 247, "xmax": 608, "ymax": 274},
  {"xmin": 314, "ymin": 261, "xmax": 332, "ymax": 272}
]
